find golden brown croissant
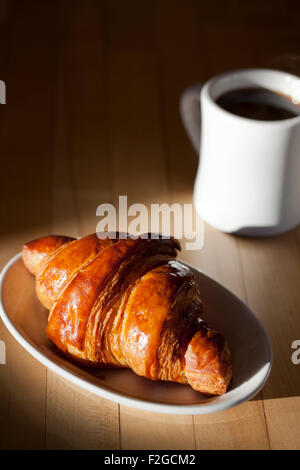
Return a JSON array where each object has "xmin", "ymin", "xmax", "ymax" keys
[{"xmin": 22, "ymin": 233, "xmax": 232, "ymax": 395}]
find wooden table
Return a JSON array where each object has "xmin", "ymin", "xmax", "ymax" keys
[{"xmin": 0, "ymin": 0, "xmax": 300, "ymax": 450}]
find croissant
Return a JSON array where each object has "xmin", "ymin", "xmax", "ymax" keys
[{"xmin": 22, "ymin": 233, "xmax": 232, "ymax": 395}]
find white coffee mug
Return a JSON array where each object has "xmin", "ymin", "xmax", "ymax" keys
[{"xmin": 180, "ymin": 69, "xmax": 300, "ymax": 236}]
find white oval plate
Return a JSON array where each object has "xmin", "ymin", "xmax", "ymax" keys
[{"xmin": 0, "ymin": 253, "xmax": 272, "ymax": 415}]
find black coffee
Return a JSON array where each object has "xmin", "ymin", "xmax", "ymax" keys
[{"xmin": 216, "ymin": 87, "xmax": 300, "ymax": 121}]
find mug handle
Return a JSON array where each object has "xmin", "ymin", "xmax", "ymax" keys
[{"xmin": 180, "ymin": 84, "xmax": 202, "ymax": 154}]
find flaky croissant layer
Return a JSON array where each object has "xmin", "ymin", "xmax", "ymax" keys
[{"xmin": 22, "ymin": 233, "xmax": 232, "ymax": 395}]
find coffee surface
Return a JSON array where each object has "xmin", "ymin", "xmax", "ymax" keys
[{"xmin": 216, "ymin": 87, "xmax": 300, "ymax": 121}]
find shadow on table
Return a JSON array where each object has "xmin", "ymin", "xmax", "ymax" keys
[{"xmin": 235, "ymin": 227, "xmax": 300, "ymax": 402}]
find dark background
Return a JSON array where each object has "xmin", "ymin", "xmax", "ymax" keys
[{"xmin": 1, "ymin": 0, "xmax": 300, "ymax": 244}]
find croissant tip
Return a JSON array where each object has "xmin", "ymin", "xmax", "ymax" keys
[
  {"xmin": 184, "ymin": 330, "xmax": 232, "ymax": 395},
  {"xmin": 22, "ymin": 235, "xmax": 75, "ymax": 276}
]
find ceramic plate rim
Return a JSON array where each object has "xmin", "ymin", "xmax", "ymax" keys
[{"xmin": 0, "ymin": 252, "xmax": 273, "ymax": 415}]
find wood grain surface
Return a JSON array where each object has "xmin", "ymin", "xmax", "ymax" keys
[{"xmin": 0, "ymin": 0, "xmax": 300, "ymax": 450}]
